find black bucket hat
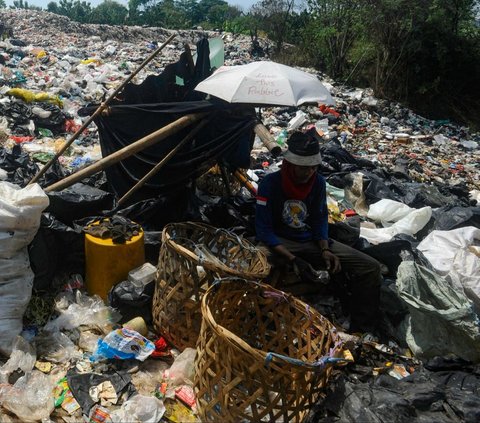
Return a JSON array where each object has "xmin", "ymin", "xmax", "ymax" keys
[{"xmin": 284, "ymin": 130, "xmax": 322, "ymax": 166}]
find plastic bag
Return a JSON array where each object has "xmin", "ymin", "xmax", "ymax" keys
[
  {"xmin": 396, "ymin": 259, "xmax": 480, "ymax": 362},
  {"xmin": 91, "ymin": 328, "xmax": 155, "ymax": 362},
  {"xmin": 110, "ymin": 394, "xmax": 166, "ymax": 423},
  {"xmin": 44, "ymin": 290, "xmax": 120, "ymax": 332},
  {"xmin": 0, "ymin": 371, "xmax": 54, "ymax": 422},
  {"xmin": 166, "ymin": 348, "xmax": 196, "ymax": 387},
  {"xmin": 0, "ymin": 336, "xmax": 36, "ymax": 383},
  {"xmin": 35, "ymin": 331, "xmax": 82, "ymax": 363}
]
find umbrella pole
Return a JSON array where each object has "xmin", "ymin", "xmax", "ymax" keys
[
  {"xmin": 28, "ymin": 33, "xmax": 177, "ymax": 185},
  {"xmin": 117, "ymin": 118, "xmax": 209, "ymax": 206},
  {"xmin": 44, "ymin": 112, "xmax": 207, "ymax": 193}
]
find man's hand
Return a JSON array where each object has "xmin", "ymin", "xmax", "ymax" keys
[
  {"xmin": 292, "ymin": 257, "xmax": 326, "ymax": 284},
  {"xmin": 322, "ymin": 250, "xmax": 341, "ymax": 273}
]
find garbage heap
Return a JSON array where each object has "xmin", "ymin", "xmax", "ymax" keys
[{"xmin": 0, "ymin": 8, "xmax": 479, "ymax": 423}]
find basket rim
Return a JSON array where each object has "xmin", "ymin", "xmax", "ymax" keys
[
  {"xmin": 161, "ymin": 221, "xmax": 270, "ymax": 277},
  {"xmin": 200, "ymin": 278, "xmax": 339, "ymax": 370}
]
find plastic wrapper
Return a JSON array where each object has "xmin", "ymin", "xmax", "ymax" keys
[
  {"xmin": 0, "ymin": 371, "xmax": 54, "ymax": 422},
  {"xmin": 110, "ymin": 394, "xmax": 166, "ymax": 423},
  {"xmin": 91, "ymin": 328, "xmax": 155, "ymax": 362}
]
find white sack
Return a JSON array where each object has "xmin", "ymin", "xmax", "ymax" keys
[
  {"xmin": 0, "ymin": 249, "xmax": 34, "ymax": 356},
  {"xmin": 0, "ymin": 182, "xmax": 48, "ymax": 356},
  {"xmin": 417, "ymin": 227, "xmax": 480, "ymax": 308},
  {"xmin": 360, "ymin": 206, "xmax": 432, "ymax": 244},
  {"xmin": 0, "ymin": 182, "xmax": 49, "ymax": 232},
  {"xmin": 367, "ymin": 199, "xmax": 412, "ymax": 224}
]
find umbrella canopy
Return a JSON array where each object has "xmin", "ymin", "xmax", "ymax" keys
[{"xmin": 194, "ymin": 61, "xmax": 335, "ymax": 107}]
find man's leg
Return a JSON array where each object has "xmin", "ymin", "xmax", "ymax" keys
[
  {"xmin": 329, "ymin": 240, "xmax": 382, "ymax": 332},
  {"xmin": 264, "ymin": 238, "xmax": 382, "ymax": 331}
]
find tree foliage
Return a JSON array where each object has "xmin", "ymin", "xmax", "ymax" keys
[
  {"xmin": 90, "ymin": 0, "xmax": 128, "ymax": 25},
  {"xmin": 11, "ymin": 0, "xmax": 42, "ymax": 10}
]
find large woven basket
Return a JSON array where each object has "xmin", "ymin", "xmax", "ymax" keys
[
  {"xmin": 152, "ymin": 222, "xmax": 270, "ymax": 350},
  {"xmin": 195, "ymin": 278, "xmax": 341, "ymax": 423}
]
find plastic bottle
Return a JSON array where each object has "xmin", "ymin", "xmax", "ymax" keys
[{"xmin": 276, "ymin": 129, "xmax": 288, "ymax": 147}]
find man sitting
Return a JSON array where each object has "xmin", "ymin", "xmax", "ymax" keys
[{"xmin": 255, "ymin": 130, "xmax": 382, "ymax": 333}]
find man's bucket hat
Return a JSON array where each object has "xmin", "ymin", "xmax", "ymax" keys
[{"xmin": 283, "ymin": 130, "xmax": 322, "ymax": 166}]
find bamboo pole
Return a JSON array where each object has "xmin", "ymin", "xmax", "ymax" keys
[
  {"xmin": 29, "ymin": 33, "xmax": 177, "ymax": 185},
  {"xmin": 233, "ymin": 169, "xmax": 257, "ymax": 196},
  {"xmin": 117, "ymin": 118, "xmax": 209, "ymax": 206},
  {"xmin": 254, "ymin": 122, "xmax": 282, "ymax": 157},
  {"xmin": 45, "ymin": 112, "xmax": 207, "ymax": 192}
]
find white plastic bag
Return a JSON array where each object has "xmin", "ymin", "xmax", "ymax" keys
[
  {"xmin": 0, "ymin": 371, "xmax": 54, "ymax": 422},
  {"xmin": 0, "ymin": 336, "xmax": 36, "ymax": 383},
  {"xmin": 44, "ymin": 290, "xmax": 120, "ymax": 332},
  {"xmin": 167, "ymin": 347, "xmax": 196, "ymax": 387},
  {"xmin": 110, "ymin": 395, "xmax": 166, "ymax": 423}
]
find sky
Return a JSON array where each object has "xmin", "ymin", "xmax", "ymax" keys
[{"xmin": 5, "ymin": 0, "xmax": 258, "ymax": 12}]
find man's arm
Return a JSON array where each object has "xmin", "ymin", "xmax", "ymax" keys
[{"xmin": 255, "ymin": 177, "xmax": 280, "ymax": 247}]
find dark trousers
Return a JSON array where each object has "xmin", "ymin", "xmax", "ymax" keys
[{"xmin": 273, "ymin": 237, "xmax": 382, "ymax": 332}]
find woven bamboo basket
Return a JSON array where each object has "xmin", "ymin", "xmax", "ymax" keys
[
  {"xmin": 152, "ymin": 222, "xmax": 270, "ymax": 350},
  {"xmin": 195, "ymin": 278, "xmax": 342, "ymax": 423}
]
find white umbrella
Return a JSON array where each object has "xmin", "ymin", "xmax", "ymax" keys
[{"xmin": 194, "ymin": 61, "xmax": 335, "ymax": 107}]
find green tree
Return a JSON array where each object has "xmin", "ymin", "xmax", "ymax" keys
[
  {"xmin": 304, "ymin": 0, "xmax": 363, "ymax": 77},
  {"xmin": 12, "ymin": 0, "xmax": 42, "ymax": 9},
  {"xmin": 177, "ymin": 0, "xmax": 201, "ymax": 27},
  {"xmin": 47, "ymin": 1, "xmax": 60, "ymax": 13},
  {"xmin": 91, "ymin": 0, "xmax": 128, "ymax": 24},
  {"xmin": 251, "ymin": 0, "xmax": 296, "ymax": 54},
  {"xmin": 0, "ymin": 0, "xmax": 7, "ymax": 7}
]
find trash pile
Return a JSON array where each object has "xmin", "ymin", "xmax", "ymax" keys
[
  {"xmin": 0, "ymin": 8, "xmax": 480, "ymax": 423},
  {"xmin": 0, "ymin": 8, "xmax": 265, "ymax": 183}
]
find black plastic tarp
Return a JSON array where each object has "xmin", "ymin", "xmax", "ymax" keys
[
  {"xmin": 77, "ymin": 37, "xmax": 257, "ymax": 204},
  {"xmin": 79, "ymin": 99, "xmax": 256, "ymax": 204}
]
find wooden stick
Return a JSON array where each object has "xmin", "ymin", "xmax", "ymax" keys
[
  {"xmin": 45, "ymin": 112, "xmax": 207, "ymax": 192},
  {"xmin": 117, "ymin": 118, "xmax": 209, "ymax": 206},
  {"xmin": 254, "ymin": 122, "xmax": 282, "ymax": 157},
  {"xmin": 29, "ymin": 33, "xmax": 177, "ymax": 185}
]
